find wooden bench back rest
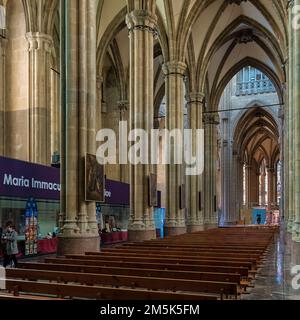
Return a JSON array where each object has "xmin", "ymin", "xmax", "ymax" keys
[
  {"xmin": 18, "ymin": 262, "xmax": 241, "ymax": 283},
  {"xmin": 64, "ymin": 254, "xmax": 254, "ymax": 269},
  {"xmin": 6, "ymin": 279, "xmax": 219, "ymax": 300},
  {"xmin": 6, "ymin": 268, "xmax": 238, "ymax": 297},
  {"xmin": 44, "ymin": 257, "xmax": 249, "ymax": 276}
]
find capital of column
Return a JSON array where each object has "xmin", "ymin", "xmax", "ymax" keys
[
  {"xmin": 126, "ymin": 10, "xmax": 158, "ymax": 37},
  {"xmin": 203, "ymin": 114, "xmax": 220, "ymax": 126},
  {"xmin": 162, "ymin": 61, "xmax": 187, "ymax": 77},
  {"xmin": 26, "ymin": 32, "xmax": 53, "ymax": 53},
  {"xmin": 186, "ymin": 92, "xmax": 205, "ymax": 106}
]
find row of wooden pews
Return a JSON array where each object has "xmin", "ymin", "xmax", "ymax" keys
[{"xmin": 2, "ymin": 226, "xmax": 278, "ymax": 300}]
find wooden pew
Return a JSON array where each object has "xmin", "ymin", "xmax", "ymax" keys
[
  {"xmin": 18, "ymin": 262, "xmax": 242, "ymax": 284},
  {"xmin": 5, "ymin": 279, "xmax": 219, "ymax": 300},
  {"xmin": 63, "ymin": 254, "xmax": 255, "ymax": 270},
  {"xmin": 84, "ymin": 251, "xmax": 259, "ymax": 268},
  {"xmin": 123, "ymin": 243, "xmax": 267, "ymax": 252},
  {"xmin": 3, "ymin": 226, "xmax": 276, "ymax": 300},
  {"xmin": 44, "ymin": 257, "xmax": 250, "ymax": 277},
  {"xmin": 99, "ymin": 248, "xmax": 262, "ymax": 260},
  {"xmin": 6, "ymin": 268, "xmax": 238, "ymax": 299}
]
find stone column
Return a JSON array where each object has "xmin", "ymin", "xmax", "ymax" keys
[
  {"xmin": 117, "ymin": 100, "xmax": 129, "ymax": 183},
  {"xmin": 287, "ymin": 0, "xmax": 294, "ymax": 230},
  {"xmin": 96, "ymin": 75, "xmax": 103, "ymax": 132},
  {"xmin": 235, "ymin": 157, "xmax": 243, "ymax": 220},
  {"xmin": 245, "ymin": 164, "xmax": 252, "ymax": 208},
  {"xmin": 292, "ymin": 0, "xmax": 300, "ymax": 241},
  {"xmin": 221, "ymin": 118, "xmax": 230, "ymax": 223},
  {"xmin": 50, "ymin": 68, "xmax": 60, "ymax": 158},
  {"xmin": 286, "ymin": 1, "xmax": 293, "ymax": 231},
  {"xmin": 58, "ymin": 0, "xmax": 99, "ymax": 255},
  {"xmin": 186, "ymin": 92, "xmax": 205, "ymax": 232},
  {"xmin": 26, "ymin": 32, "xmax": 53, "ymax": 165},
  {"xmin": 267, "ymin": 167, "xmax": 275, "ymax": 208},
  {"xmin": 261, "ymin": 171, "xmax": 266, "ymax": 206},
  {"xmin": 163, "ymin": 61, "xmax": 187, "ymax": 236},
  {"xmin": 204, "ymin": 114, "xmax": 219, "ymax": 228},
  {"xmin": 126, "ymin": 9, "xmax": 157, "ymax": 241},
  {"xmin": 0, "ymin": 36, "xmax": 7, "ymax": 156}
]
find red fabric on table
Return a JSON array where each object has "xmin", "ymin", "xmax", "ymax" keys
[
  {"xmin": 37, "ymin": 238, "xmax": 58, "ymax": 254},
  {"xmin": 101, "ymin": 231, "xmax": 128, "ymax": 244}
]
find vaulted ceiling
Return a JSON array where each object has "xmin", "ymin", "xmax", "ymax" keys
[{"xmin": 96, "ymin": 0, "xmax": 288, "ymax": 111}]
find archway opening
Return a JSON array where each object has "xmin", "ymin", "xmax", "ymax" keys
[{"xmin": 217, "ymin": 65, "xmax": 281, "ymax": 225}]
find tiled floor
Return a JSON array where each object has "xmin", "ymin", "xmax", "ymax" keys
[{"xmin": 243, "ymin": 225, "xmax": 300, "ymax": 300}]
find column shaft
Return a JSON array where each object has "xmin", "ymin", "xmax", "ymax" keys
[
  {"xmin": 163, "ymin": 61, "xmax": 187, "ymax": 236},
  {"xmin": 58, "ymin": 0, "xmax": 99, "ymax": 254},
  {"xmin": 0, "ymin": 37, "xmax": 6, "ymax": 155},
  {"xmin": 187, "ymin": 93, "xmax": 205, "ymax": 232},
  {"xmin": 26, "ymin": 32, "xmax": 53, "ymax": 165},
  {"xmin": 204, "ymin": 115, "xmax": 219, "ymax": 228},
  {"xmin": 126, "ymin": 10, "xmax": 157, "ymax": 241},
  {"xmin": 292, "ymin": 0, "xmax": 300, "ymax": 240}
]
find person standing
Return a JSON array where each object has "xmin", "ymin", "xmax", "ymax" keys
[{"xmin": 2, "ymin": 222, "xmax": 19, "ymax": 268}]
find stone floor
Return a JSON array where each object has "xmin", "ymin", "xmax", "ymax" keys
[{"xmin": 243, "ymin": 224, "xmax": 300, "ymax": 300}]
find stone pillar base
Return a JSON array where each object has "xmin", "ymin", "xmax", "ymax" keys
[
  {"xmin": 164, "ymin": 226, "xmax": 187, "ymax": 237},
  {"xmin": 205, "ymin": 223, "xmax": 218, "ymax": 230},
  {"xmin": 187, "ymin": 225, "xmax": 205, "ymax": 233},
  {"xmin": 57, "ymin": 234, "xmax": 100, "ymax": 256},
  {"xmin": 127, "ymin": 229, "xmax": 156, "ymax": 242}
]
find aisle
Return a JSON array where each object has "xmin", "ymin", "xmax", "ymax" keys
[{"xmin": 243, "ymin": 224, "xmax": 300, "ymax": 300}]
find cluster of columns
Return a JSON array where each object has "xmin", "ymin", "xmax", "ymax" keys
[
  {"xmin": 125, "ymin": 5, "xmax": 218, "ymax": 240},
  {"xmin": 203, "ymin": 114, "xmax": 219, "ymax": 227},
  {"xmin": 26, "ymin": 32, "xmax": 53, "ymax": 164},
  {"xmin": 286, "ymin": 0, "xmax": 300, "ymax": 241},
  {"xmin": 0, "ymin": 13, "xmax": 57, "ymax": 164},
  {"xmin": 57, "ymin": 0, "xmax": 99, "ymax": 254},
  {"xmin": 125, "ymin": 9, "xmax": 157, "ymax": 241},
  {"xmin": 186, "ymin": 93, "xmax": 205, "ymax": 232},
  {"xmin": 0, "ymin": 33, "xmax": 6, "ymax": 156}
]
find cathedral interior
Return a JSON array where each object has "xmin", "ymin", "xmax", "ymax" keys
[{"xmin": 0, "ymin": 0, "xmax": 300, "ymax": 301}]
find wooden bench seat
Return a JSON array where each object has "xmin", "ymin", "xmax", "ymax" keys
[
  {"xmin": 18, "ymin": 262, "xmax": 242, "ymax": 284},
  {"xmin": 3, "ymin": 226, "xmax": 276, "ymax": 301},
  {"xmin": 124, "ymin": 243, "xmax": 267, "ymax": 252},
  {"xmin": 6, "ymin": 268, "xmax": 238, "ymax": 299},
  {"xmin": 99, "ymin": 248, "xmax": 262, "ymax": 260},
  {"xmin": 0, "ymin": 293, "xmax": 64, "ymax": 300},
  {"xmin": 84, "ymin": 251, "xmax": 259, "ymax": 267},
  {"xmin": 44, "ymin": 257, "xmax": 250, "ymax": 277},
  {"xmin": 64, "ymin": 254, "xmax": 255, "ymax": 270},
  {"xmin": 5, "ymin": 279, "xmax": 219, "ymax": 300}
]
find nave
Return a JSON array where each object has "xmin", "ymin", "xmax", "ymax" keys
[{"xmin": 1, "ymin": 226, "xmax": 279, "ymax": 300}]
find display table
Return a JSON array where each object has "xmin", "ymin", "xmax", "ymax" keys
[
  {"xmin": 0, "ymin": 238, "xmax": 58, "ymax": 258},
  {"xmin": 37, "ymin": 238, "xmax": 58, "ymax": 254},
  {"xmin": 101, "ymin": 231, "xmax": 128, "ymax": 245}
]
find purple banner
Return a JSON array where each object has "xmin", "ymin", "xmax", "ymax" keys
[
  {"xmin": 104, "ymin": 179, "xmax": 129, "ymax": 206},
  {"xmin": 0, "ymin": 156, "xmax": 161, "ymax": 207},
  {"xmin": 0, "ymin": 156, "xmax": 60, "ymax": 200}
]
